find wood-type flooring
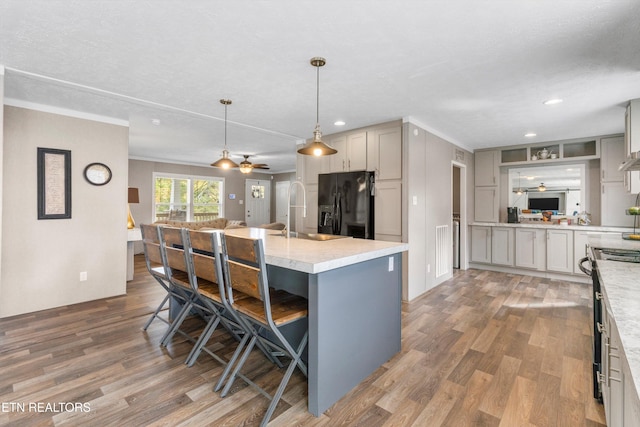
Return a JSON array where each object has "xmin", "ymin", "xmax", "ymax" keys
[{"xmin": 0, "ymin": 256, "xmax": 606, "ymax": 426}]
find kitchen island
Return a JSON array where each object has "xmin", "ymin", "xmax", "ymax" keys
[
  {"xmin": 588, "ymin": 235, "xmax": 640, "ymax": 425},
  {"xmin": 224, "ymin": 227, "xmax": 409, "ymax": 416}
]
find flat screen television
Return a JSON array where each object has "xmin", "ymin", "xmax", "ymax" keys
[{"xmin": 528, "ymin": 197, "xmax": 559, "ymax": 211}]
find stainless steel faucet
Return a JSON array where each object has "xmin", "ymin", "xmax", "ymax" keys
[{"xmin": 285, "ymin": 180, "xmax": 306, "ymax": 238}]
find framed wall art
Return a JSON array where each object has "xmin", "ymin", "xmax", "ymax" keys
[{"xmin": 37, "ymin": 147, "xmax": 71, "ymax": 219}]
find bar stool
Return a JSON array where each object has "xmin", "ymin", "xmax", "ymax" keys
[
  {"xmin": 140, "ymin": 224, "xmax": 193, "ymax": 343},
  {"xmin": 214, "ymin": 233, "xmax": 308, "ymax": 427}
]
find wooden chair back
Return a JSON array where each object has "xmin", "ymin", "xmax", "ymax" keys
[
  {"xmin": 223, "ymin": 234, "xmax": 263, "ymax": 301},
  {"xmin": 158, "ymin": 226, "xmax": 188, "ymax": 277},
  {"xmin": 186, "ymin": 230, "xmax": 221, "ymax": 286},
  {"xmin": 140, "ymin": 224, "xmax": 164, "ymax": 270}
]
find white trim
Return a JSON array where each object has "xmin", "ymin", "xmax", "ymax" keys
[
  {"xmin": 5, "ymin": 66, "xmax": 301, "ymax": 140},
  {"xmin": 4, "ymin": 98, "xmax": 129, "ymax": 127},
  {"xmin": 152, "ymin": 172, "xmax": 225, "ymax": 220},
  {"xmin": 0, "ymin": 65, "xmax": 5, "ymax": 76},
  {"xmin": 403, "ymin": 115, "xmax": 474, "ymax": 153}
]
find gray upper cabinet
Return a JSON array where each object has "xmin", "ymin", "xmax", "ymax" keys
[
  {"xmin": 475, "ymin": 150, "xmax": 499, "ymax": 186},
  {"xmin": 601, "ymin": 136, "xmax": 625, "ymax": 183},
  {"xmin": 367, "ymin": 125, "xmax": 402, "ymax": 180},
  {"xmin": 329, "ymin": 132, "xmax": 367, "ymax": 172}
]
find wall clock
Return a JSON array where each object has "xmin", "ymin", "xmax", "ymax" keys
[{"xmin": 84, "ymin": 162, "xmax": 112, "ymax": 186}]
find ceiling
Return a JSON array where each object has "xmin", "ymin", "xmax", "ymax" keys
[{"xmin": 2, "ymin": 1, "xmax": 640, "ymax": 174}]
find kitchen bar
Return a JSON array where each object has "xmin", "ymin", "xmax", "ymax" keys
[{"xmin": 224, "ymin": 227, "xmax": 409, "ymax": 416}]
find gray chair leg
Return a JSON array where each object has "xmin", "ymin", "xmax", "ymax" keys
[
  {"xmin": 185, "ymin": 315, "xmax": 221, "ymax": 366},
  {"xmin": 160, "ymin": 301, "xmax": 192, "ymax": 347},
  {"xmin": 143, "ymin": 293, "xmax": 170, "ymax": 330}
]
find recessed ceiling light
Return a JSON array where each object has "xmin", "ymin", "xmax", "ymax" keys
[
  {"xmin": 151, "ymin": 118, "xmax": 161, "ymax": 125},
  {"xmin": 543, "ymin": 98, "xmax": 563, "ymax": 105},
  {"xmin": 334, "ymin": 120, "xmax": 346, "ymax": 126},
  {"xmin": 524, "ymin": 132, "xmax": 537, "ymax": 137}
]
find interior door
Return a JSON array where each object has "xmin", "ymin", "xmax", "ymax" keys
[{"xmin": 245, "ymin": 179, "xmax": 271, "ymax": 226}]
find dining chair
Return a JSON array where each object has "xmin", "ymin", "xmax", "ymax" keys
[{"xmin": 213, "ymin": 232, "xmax": 309, "ymax": 427}]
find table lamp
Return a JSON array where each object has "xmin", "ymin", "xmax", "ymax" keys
[{"xmin": 127, "ymin": 187, "xmax": 139, "ymax": 229}]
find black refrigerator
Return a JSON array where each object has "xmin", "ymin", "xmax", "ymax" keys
[{"xmin": 317, "ymin": 171, "xmax": 375, "ymax": 239}]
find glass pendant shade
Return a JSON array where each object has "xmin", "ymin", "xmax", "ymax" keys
[
  {"xmin": 538, "ymin": 183, "xmax": 546, "ymax": 192},
  {"xmin": 239, "ymin": 162, "xmax": 253, "ymax": 174}
]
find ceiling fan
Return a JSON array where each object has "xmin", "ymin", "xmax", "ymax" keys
[{"xmin": 238, "ymin": 155, "xmax": 270, "ymax": 174}]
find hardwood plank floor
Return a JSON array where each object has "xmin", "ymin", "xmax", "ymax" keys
[{"xmin": 0, "ymin": 256, "xmax": 606, "ymax": 426}]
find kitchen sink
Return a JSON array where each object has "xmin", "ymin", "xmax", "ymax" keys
[{"xmin": 272, "ymin": 231, "xmax": 351, "ymax": 241}]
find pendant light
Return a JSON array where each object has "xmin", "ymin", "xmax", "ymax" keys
[
  {"xmin": 297, "ymin": 57, "xmax": 338, "ymax": 156},
  {"xmin": 211, "ymin": 99, "xmax": 239, "ymax": 169},
  {"xmin": 538, "ymin": 182, "xmax": 546, "ymax": 192},
  {"xmin": 515, "ymin": 172, "xmax": 523, "ymax": 195}
]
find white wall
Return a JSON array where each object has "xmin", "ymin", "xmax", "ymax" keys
[
  {"xmin": 404, "ymin": 121, "xmax": 473, "ymax": 300},
  {"xmin": 1, "ymin": 106, "xmax": 128, "ymax": 318}
]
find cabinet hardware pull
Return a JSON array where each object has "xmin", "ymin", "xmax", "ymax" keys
[
  {"xmin": 597, "ymin": 372, "xmax": 606, "ymax": 384},
  {"xmin": 595, "ymin": 292, "xmax": 602, "ymax": 300},
  {"xmin": 597, "ymin": 322, "xmax": 605, "ymax": 334}
]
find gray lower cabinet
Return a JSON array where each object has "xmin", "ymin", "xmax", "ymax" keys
[
  {"xmin": 515, "ymin": 228, "xmax": 546, "ymax": 270},
  {"xmin": 546, "ymin": 229, "xmax": 574, "ymax": 273},
  {"xmin": 491, "ymin": 227, "xmax": 514, "ymax": 266},
  {"xmin": 471, "ymin": 225, "xmax": 492, "ymax": 263}
]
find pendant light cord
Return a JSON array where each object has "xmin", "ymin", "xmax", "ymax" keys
[
  {"xmin": 224, "ymin": 103, "xmax": 228, "ymax": 150},
  {"xmin": 316, "ymin": 63, "xmax": 320, "ymax": 125}
]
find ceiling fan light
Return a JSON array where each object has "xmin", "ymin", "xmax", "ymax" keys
[
  {"xmin": 239, "ymin": 163, "xmax": 253, "ymax": 174},
  {"xmin": 538, "ymin": 182, "xmax": 546, "ymax": 192}
]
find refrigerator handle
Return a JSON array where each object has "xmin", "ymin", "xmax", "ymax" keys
[
  {"xmin": 370, "ymin": 174, "xmax": 375, "ymax": 196},
  {"xmin": 336, "ymin": 194, "xmax": 342, "ymax": 234}
]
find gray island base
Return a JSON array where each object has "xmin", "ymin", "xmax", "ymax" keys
[{"xmin": 225, "ymin": 227, "xmax": 408, "ymax": 416}]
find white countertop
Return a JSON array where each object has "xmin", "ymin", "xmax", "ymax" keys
[
  {"xmin": 588, "ymin": 235, "xmax": 640, "ymax": 403},
  {"xmin": 224, "ymin": 227, "xmax": 409, "ymax": 274},
  {"xmin": 471, "ymin": 222, "xmax": 636, "ymax": 233}
]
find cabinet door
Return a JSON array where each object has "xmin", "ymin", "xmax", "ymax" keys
[
  {"xmin": 471, "ymin": 226, "xmax": 492, "ymax": 264},
  {"xmin": 303, "ymin": 154, "xmax": 328, "ymax": 186},
  {"xmin": 475, "ymin": 150, "xmax": 499, "ymax": 186},
  {"xmin": 302, "ymin": 185, "xmax": 319, "ymax": 234},
  {"xmin": 346, "ymin": 131, "xmax": 367, "ymax": 171},
  {"xmin": 604, "ymin": 305, "xmax": 624, "ymax": 427},
  {"xmin": 329, "ymin": 135, "xmax": 347, "ymax": 172},
  {"xmin": 368, "ymin": 126, "xmax": 402, "ymax": 180},
  {"xmin": 491, "ymin": 227, "xmax": 514, "ymax": 266},
  {"xmin": 573, "ymin": 231, "xmax": 590, "ymax": 275},
  {"xmin": 602, "ymin": 181, "xmax": 638, "ymax": 227},
  {"xmin": 546, "ymin": 229, "xmax": 574, "ymax": 273},
  {"xmin": 600, "ymin": 136, "xmax": 625, "ymax": 182},
  {"xmin": 474, "ymin": 187, "xmax": 499, "ymax": 222},
  {"xmin": 374, "ymin": 181, "xmax": 401, "ymax": 238},
  {"xmin": 624, "ymin": 102, "xmax": 640, "ymax": 193},
  {"xmin": 515, "ymin": 228, "xmax": 545, "ymax": 270}
]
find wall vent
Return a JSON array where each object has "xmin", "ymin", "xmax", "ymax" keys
[{"xmin": 435, "ymin": 224, "xmax": 450, "ymax": 278}]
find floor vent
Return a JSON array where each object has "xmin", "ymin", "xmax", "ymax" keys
[{"xmin": 435, "ymin": 224, "xmax": 450, "ymax": 278}]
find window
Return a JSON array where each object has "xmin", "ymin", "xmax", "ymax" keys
[{"xmin": 153, "ymin": 173, "xmax": 224, "ymax": 221}]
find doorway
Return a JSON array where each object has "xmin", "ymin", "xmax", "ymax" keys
[
  {"xmin": 452, "ymin": 161, "xmax": 467, "ymax": 270},
  {"xmin": 245, "ymin": 179, "xmax": 271, "ymax": 226}
]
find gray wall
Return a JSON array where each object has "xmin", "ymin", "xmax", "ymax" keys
[
  {"xmin": 404, "ymin": 121, "xmax": 473, "ymax": 300},
  {"xmin": 128, "ymin": 159, "xmax": 273, "ymax": 226},
  {"xmin": 1, "ymin": 106, "xmax": 129, "ymax": 317}
]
